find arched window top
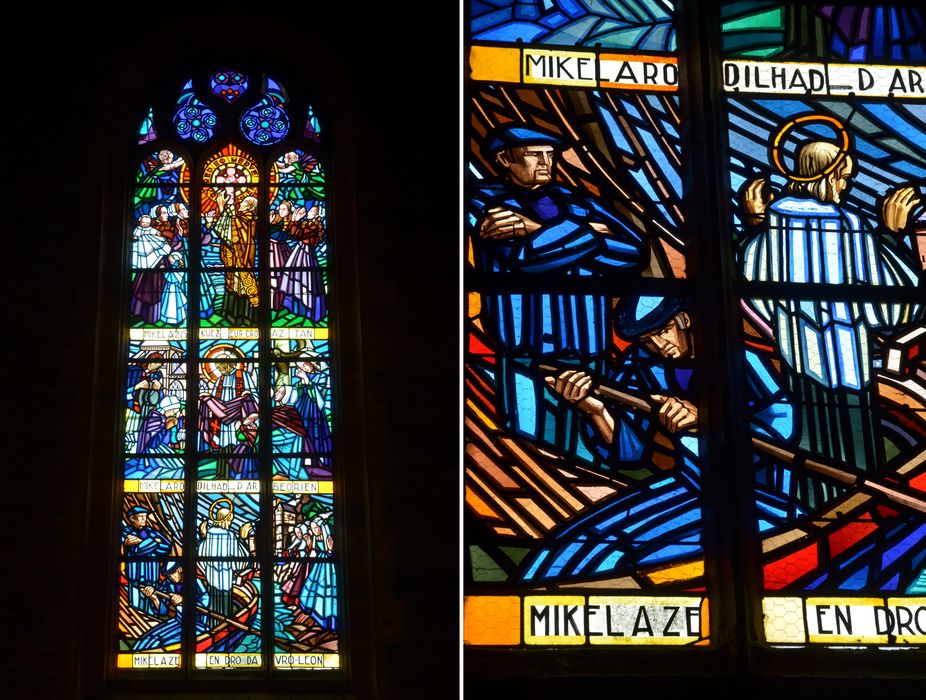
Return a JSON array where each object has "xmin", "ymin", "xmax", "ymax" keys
[{"xmin": 148, "ymin": 71, "xmax": 320, "ymax": 150}]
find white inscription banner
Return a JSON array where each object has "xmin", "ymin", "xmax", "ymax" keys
[{"xmin": 724, "ymin": 60, "xmax": 926, "ymax": 98}]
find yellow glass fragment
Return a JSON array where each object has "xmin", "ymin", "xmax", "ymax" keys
[
  {"xmin": 464, "ymin": 595, "xmax": 521, "ymax": 645},
  {"xmin": 469, "ymin": 45, "xmax": 521, "ymax": 83},
  {"xmin": 465, "ymin": 398, "xmax": 498, "ymax": 431},
  {"xmin": 645, "ymin": 559, "xmax": 703, "ymax": 585},
  {"xmin": 468, "ymin": 291, "xmax": 482, "ymax": 319},
  {"xmin": 465, "ymin": 485, "xmax": 500, "ymax": 519},
  {"xmin": 700, "ymin": 597, "xmax": 710, "ymax": 639}
]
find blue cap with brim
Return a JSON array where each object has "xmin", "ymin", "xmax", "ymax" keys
[
  {"xmin": 162, "ymin": 561, "xmax": 182, "ymax": 575},
  {"xmin": 127, "ymin": 505, "xmax": 151, "ymax": 518},
  {"xmin": 486, "ymin": 125, "xmax": 563, "ymax": 153},
  {"xmin": 616, "ymin": 295, "xmax": 686, "ymax": 338}
]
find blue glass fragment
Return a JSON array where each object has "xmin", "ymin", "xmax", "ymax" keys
[
  {"xmin": 138, "ymin": 106, "xmax": 157, "ymax": 145},
  {"xmin": 210, "ymin": 69, "xmax": 248, "ymax": 103}
]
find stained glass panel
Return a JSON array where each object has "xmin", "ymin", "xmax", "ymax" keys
[
  {"xmin": 721, "ymin": 2, "xmax": 926, "ymax": 648},
  {"xmin": 464, "ymin": 0, "xmax": 712, "ymax": 649},
  {"xmin": 211, "ymin": 69, "xmax": 249, "ymax": 104},
  {"xmin": 304, "ymin": 105, "xmax": 321, "ymax": 142},
  {"xmin": 240, "ymin": 77, "xmax": 290, "ymax": 146},
  {"xmin": 138, "ymin": 106, "xmax": 158, "ymax": 145},
  {"xmin": 174, "ymin": 79, "xmax": 218, "ymax": 143}
]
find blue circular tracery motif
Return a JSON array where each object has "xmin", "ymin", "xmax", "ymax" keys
[{"xmin": 240, "ymin": 96, "xmax": 290, "ymax": 145}]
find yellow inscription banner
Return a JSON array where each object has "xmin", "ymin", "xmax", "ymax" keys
[
  {"xmin": 123, "ymin": 479, "xmax": 184, "ymax": 493},
  {"xmin": 469, "ymin": 44, "xmax": 678, "ymax": 91},
  {"xmin": 195, "ymin": 652, "xmax": 262, "ymax": 669},
  {"xmin": 465, "ymin": 594, "xmax": 709, "ymax": 646},
  {"xmin": 272, "ymin": 480, "xmax": 333, "ymax": 494},
  {"xmin": 273, "ymin": 652, "xmax": 339, "ymax": 669},
  {"xmin": 724, "ymin": 60, "xmax": 926, "ymax": 98},
  {"xmin": 117, "ymin": 653, "xmax": 181, "ymax": 669}
]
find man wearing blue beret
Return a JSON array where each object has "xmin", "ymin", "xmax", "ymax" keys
[
  {"xmin": 122, "ymin": 505, "xmax": 172, "ymax": 614},
  {"xmin": 470, "ymin": 124, "xmax": 645, "ymax": 450}
]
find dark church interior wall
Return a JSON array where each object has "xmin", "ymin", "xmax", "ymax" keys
[{"xmin": 4, "ymin": 10, "xmax": 458, "ymax": 699}]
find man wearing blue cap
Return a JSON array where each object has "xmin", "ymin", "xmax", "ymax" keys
[
  {"xmin": 547, "ymin": 295, "xmax": 702, "ymax": 482},
  {"xmin": 547, "ymin": 296, "xmax": 794, "ymax": 492},
  {"xmin": 133, "ymin": 562, "xmax": 208, "ymax": 651},
  {"xmin": 469, "ymin": 124, "xmax": 645, "ymax": 448},
  {"xmin": 524, "ymin": 296, "xmax": 799, "ymax": 584},
  {"xmin": 122, "ymin": 505, "xmax": 171, "ymax": 614}
]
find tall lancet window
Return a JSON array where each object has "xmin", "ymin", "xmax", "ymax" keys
[{"xmin": 117, "ymin": 70, "xmax": 340, "ymax": 674}]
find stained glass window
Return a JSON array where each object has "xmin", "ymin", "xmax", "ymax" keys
[
  {"xmin": 117, "ymin": 71, "xmax": 340, "ymax": 674},
  {"xmin": 465, "ymin": 0, "xmax": 926, "ymax": 667}
]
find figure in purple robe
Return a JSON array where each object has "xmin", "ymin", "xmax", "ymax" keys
[
  {"xmin": 199, "ymin": 355, "xmax": 259, "ymax": 478},
  {"xmin": 277, "ymin": 205, "xmax": 327, "ymax": 322},
  {"xmin": 130, "ymin": 214, "xmax": 170, "ymax": 324},
  {"xmin": 126, "ymin": 395, "xmax": 185, "ymax": 479}
]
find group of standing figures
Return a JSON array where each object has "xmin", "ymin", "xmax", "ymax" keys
[
  {"xmin": 130, "ymin": 202, "xmax": 192, "ymax": 326},
  {"xmin": 130, "ymin": 149, "xmax": 328, "ymax": 328}
]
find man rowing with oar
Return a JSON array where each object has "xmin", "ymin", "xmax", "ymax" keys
[
  {"xmin": 546, "ymin": 295, "xmax": 794, "ymax": 488},
  {"xmin": 133, "ymin": 562, "xmax": 208, "ymax": 651},
  {"xmin": 521, "ymin": 295, "xmax": 798, "ymax": 584}
]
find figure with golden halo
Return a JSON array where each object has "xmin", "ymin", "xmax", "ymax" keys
[
  {"xmin": 197, "ymin": 498, "xmax": 254, "ymax": 627},
  {"xmin": 739, "ymin": 114, "xmax": 923, "ymax": 486},
  {"xmin": 198, "ymin": 347, "xmax": 258, "ymax": 477}
]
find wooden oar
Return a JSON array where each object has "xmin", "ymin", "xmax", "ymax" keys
[
  {"xmin": 145, "ymin": 587, "xmax": 252, "ymax": 632},
  {"xmin": 538, "ymin": 364, "xmax": 926, "ymax": 515},
  {"xmin": 142, "ymin": 586, "xmax": 328, "ymax": 651}
]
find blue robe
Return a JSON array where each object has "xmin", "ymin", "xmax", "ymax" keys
[
  {"xmin": 470, "ymin": 180, "xmax": 644, "ymax": 447},
  {"xmin": 741, "ymin": 195, "xmax": 920, "ymax": 474},
  {"xmin": 299, "ymin": 527, "xmax": 337, "ymax": 631},
  {"xmin": 294, "ymin": 377, "xmax": 332, "ymax": 454},
  {"xmin": 522, "ymin": 348, "xmax": 793, "ymax": 583},
  {"xmin": 122, "ymin": 524, "xmax": 171, "ymax": 612}
]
